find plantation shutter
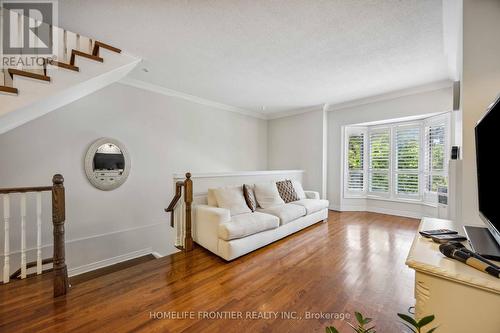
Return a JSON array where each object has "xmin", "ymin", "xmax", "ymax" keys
[
  {"xmin": 424, "ymin": 123, "xmax": 447, "ymax": 193},
  {"xmin": 368, "ymin": 129, "xmax": 390, "ymax": 193},
  {"xmin": 347, "ymin": 133, "xmax": 365, "ymax": 191},
  {"xmin": 395, "ymin": 126, "xmax": 420, "ymax": 196}
]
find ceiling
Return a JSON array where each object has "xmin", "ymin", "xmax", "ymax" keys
[{"xmin": 58, "ymin": 0, "xmax": 454, "ymax": 115}]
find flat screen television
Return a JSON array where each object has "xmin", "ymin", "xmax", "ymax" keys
[
  {"xmin": 93, "ymin": 153, "xmax": 125, "ymax": 170},
  {"xmin": 475, "ymin": 95, "xmax": 500, "ymax": 252}
]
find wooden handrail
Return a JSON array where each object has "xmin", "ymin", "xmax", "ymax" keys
[
  {"xmin": 165, "ymin": 181, "xmax": 185, "ymax": 227},
  {"xmin": 0, "ymin": 186, "xmax": 53, "ymax": 194},
  {"xmin": 164, "ymin": 173, "xmax": 193, "ymax": 251}
]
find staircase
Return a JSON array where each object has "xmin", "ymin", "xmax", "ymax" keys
[{"xmin": 0, "ymin": 7, "xmax": 140, "ymax": 134}]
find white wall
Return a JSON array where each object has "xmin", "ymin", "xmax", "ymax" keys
[
  {"xmin": 328, "ymin": 88, "xmax": 453, "ymax": 218},
  {"xmin": 0, "ymin": 83, "xmax": 267, "ymax": 276},
  {"xmin": 267, "ymin": 109, "xmax": 326, "ymax": 196},
  {"xmin": 459, "ymin": 0, "xmax": 500, "ymax": 227}
]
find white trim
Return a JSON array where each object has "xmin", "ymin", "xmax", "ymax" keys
[
  {"xmin": 327, "ymin": 80, "xmax": 453, "ymax": 113},
  {"xmin": 151, "ymin": 252, "xmax": 164, "ymax": 259},
  {"xmin": 68, "ymin": 248, "xmax": 153, "ymax": 277},
  {"xmin": 119, "ymin": 79, "xmax": 453, "ymax": 121},
  {"xmin": 173, "ymin": 170, "xmax": 304, "ymax": 180},
  {"xmin": 266, "ymin": 105, "xmax": 324, "ymax": 120},
  {"xmin": 119, "ymin": 78, "xmax": 267, "ymax": 120},
  {"xmin": 336, "ymin": 204, "xmax": 425, "ymax": 219}
]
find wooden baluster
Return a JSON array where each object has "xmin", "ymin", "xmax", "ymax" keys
[
  {"xmin": 3, "ymin": 195, "xmax": 10, "ymax": 283},
  {"xmin": 20, "ymin": 193, "xmax": 27, "ymax": 279},
  {"xmin": 184, "ymin": 173, "xmax": 194, "ymax": 251},
  {"xmin": 36, "ymin": 192, "xmax": 42, "ymax": 275},
  {"xmin": 52, "ymin": 174, "xmax": 68, "ymax": 297}
]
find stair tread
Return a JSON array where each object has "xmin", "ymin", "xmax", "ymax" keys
[
  {"xmin": 0, "ymin": 86, "xmax": 19, "ymax": 94},
  {"xmin": 94, "ymin": 41, "xmax": 122, "ymax": 54},
  {"xmin": 8, "ymin": 69, "xmax": 51, "ymax": 82},
  {"xmin": 71, "ymin": 50, "xmax": 104, "ymax": 63},
  {"xmin": 48, "ymin": 60, "xmax": 80, "ymax": 72}
]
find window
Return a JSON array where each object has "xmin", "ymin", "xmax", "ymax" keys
[
  {"xmin": 343, "ymin": 114, "xmax": 450, "ymax": 204},
  {"xmin": 368, "ymin": 129, "xmax": 390, "ymax": 194},
  {"xmin": 424, "ymin": 118, "xmax": 449, "ymax": 201},
  {"xmin": 395, "ymin": 125, "xmax": 420, "ymax": 198},
  {"xmin": 346, "ymin": 130, "xmax": 365, "ymax": 192}
]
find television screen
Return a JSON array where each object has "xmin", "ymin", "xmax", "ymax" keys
[
  {"xmin": 93, "ymin": 153, "xmax": 125, "ymax": 170},
  {"xmin": 476, "ymin": 96, "xmax": 500, "ymax": 245}
]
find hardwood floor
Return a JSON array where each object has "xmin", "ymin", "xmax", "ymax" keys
[{"xmin": 0, "ymin": 211, "xmax": 419, "ymax": 333}]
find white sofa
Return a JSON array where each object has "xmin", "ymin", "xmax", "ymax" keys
[{"xmin": 193, "ymin": 181, "xmax": 329, "ymax": 261}]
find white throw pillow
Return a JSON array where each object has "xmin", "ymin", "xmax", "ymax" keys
[
  {"xmin": 213, "ymin": 186, "xmax": 251, "ymax": 216},
  {"xmin": 253, "ymin": 182, "xmax": 285, "ymax": 209},
  {"xmin": 291, "ymin": 180, "xmax": 306, "ymax": 200}
]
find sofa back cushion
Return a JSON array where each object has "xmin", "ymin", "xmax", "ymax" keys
[
  {"xmin": 291, "ymin": 180, "xmax": 306, "ymax": 200},
  {"xmin": 253, "ymin": 182, "xmax": 285, "ymax": 209},
  {"xmin": 213, "ymin": 186, "xmax": 252, "ymax": 216},
  {"xmin": 243, "ymin": 184, "xmax": 257, "ymax": 212},
  {"xmin": 276, "ymin": 180, "xmax": 299, "ymax": 203}
]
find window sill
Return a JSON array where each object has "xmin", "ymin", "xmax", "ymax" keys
[{"xmin": 344, "ymin": 194, "xmax": 438, "ymax": 208}]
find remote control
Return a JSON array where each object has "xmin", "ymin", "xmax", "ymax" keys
[{"xmin": 419, "ymin": 229, "xmax": 458, "ymax": 238}]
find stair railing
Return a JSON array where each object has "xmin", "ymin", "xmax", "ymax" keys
[
  {"xmin": 165, "ymin": 172, "xmax": 193, "ymax": 251},
  {"xmin": 0, "ymin": 174, "xmax": 69, "ymax": 297}
]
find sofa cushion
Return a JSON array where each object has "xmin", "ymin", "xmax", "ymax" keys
[
  {"xmin": 276, "ymin": 180, "xmax": 299, "ymax": 203},
  {"xmin": 243, "ymin": 184, "xmax": 257, "ymax": 212},
  {"xmin": 253, "ymin": 182, "xmax": 285, "ymax": 209},
  {"xmin": 218, "ymin": 212, "xmax": 279, "ymax": 241},
  {"xmin": 291, "ymin": 180, "xmax": 306, "ymax": 199},
  {"xmin": 213, "ymin": 186, "xmax": 252, "ymax": 216},
  {"xmin": 290, "ymin": 199, "xmax": 329, "ymax": 215},
  {"xmin": 257, "ymin": 204, "xmax": 306, "ymax": 225}
]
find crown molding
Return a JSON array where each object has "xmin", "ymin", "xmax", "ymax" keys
[
  {"xmin": 119, "ymin": 78, "xmax": 453, "ymax": 121},
  {"xmin": 266, "ymin": 105, "xmax": 325, "ymax": 120},
  {"xmin": 119, "ymin": 77, "xmax": 267, "ymax": 120},
  {"xmin": 326, "ymin": 80, "xmax": 453, "ymax": 112}
]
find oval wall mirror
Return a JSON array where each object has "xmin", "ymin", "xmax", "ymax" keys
[{"xmin": 84, "ymin": 138, "xmax": 131, "ymax": 191}]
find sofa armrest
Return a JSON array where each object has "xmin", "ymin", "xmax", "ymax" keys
[
  {"xmin": 194, "ymin": 205, "xmax": 231, "ymax": 254},
  {"xmin": 304, "ymin": 191, "xmax": 320, "ymax": 199}
]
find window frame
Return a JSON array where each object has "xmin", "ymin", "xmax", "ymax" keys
[
  {"xmin": 343, "ymin": 126, "xmax": 368, "ymax": 198},
  {"xmin": 342, "ymin": 113, "xmax": 451, "ymax": 205},
  {"xmin": 422, "ymin": 114, "xmax": 451, "ymax": 204},
  {"xmin": 393, "ymin": 122, "xmax": 423, "ymax": 201},
  {"xmin": 367, "ymin": 126, "xmax": 391, "ymax": 198}
]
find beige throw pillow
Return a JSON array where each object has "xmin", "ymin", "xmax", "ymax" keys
[
  {"xmin": 253, "ymin": 182, "xmax": 285, "ymax": 209},
  {"xmin": 213, "ymin": 186, "xmax": 251, "ymax": 216},
  {"xmin": 291, "ymin": 180, "xmax": 306, "ymax": 199}
]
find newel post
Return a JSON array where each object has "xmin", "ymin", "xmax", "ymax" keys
[
  {"xmin": 52, "ymin": 174, "xmax": 69, "ymax": 297},
  {"xmin": 184, "ymin": 172, "xmax": 194, "ymax": 251}
]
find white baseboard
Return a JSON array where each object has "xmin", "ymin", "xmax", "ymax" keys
[
  {"xmin": 331, "ymin": 204, "xmax": 424, "ymax": 219},
  {"xmin": 68, "ymin": 247, "xmax": 153, "ymax": 277},
  {"xmin": 151, "ymin": 251, "xmax": 164, "ymax": 259}
]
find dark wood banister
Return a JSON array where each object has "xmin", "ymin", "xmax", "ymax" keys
[
  {"xmin": 165, "ymin": 181, "xmax": 185, "ymax": 227},
  {"xmin": 0, "ymin": 174, "xmax": 68, "ymax": 297},
  {"xmin": 164, "ymin": 173, "xmax": 193, "ymax": 251}
]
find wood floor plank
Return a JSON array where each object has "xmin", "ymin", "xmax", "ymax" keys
[{"xmin": 0, "ymin": 211, "xmax": 419, "ymax": 333}]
